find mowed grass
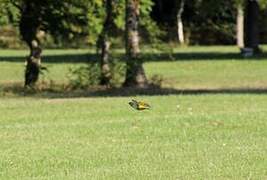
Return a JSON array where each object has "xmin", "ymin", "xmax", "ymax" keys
[
  {"xmin": 0, "ymin": 49, "xmax": 89, "ymax": 84},
  {"xmin": 0, "ymin": 95, "xmax": 266, "ymax": 179},
  {"xmin": 0, "ymin": 46, "xmax": 267, "ymax": 179}
]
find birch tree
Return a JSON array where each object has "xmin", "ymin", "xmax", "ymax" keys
[{"xmin": 124, "ymin": 0, "xmax": 147, "ymax": 87}]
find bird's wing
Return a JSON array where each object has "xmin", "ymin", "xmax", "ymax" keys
[{"xmin": 138, "ymin": 101, "xmax": 150, "ymax": 109}]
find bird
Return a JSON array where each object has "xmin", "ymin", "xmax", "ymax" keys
[{"xmin": 129, "ymin": 99, "xmax": 151, "ymax": 110}]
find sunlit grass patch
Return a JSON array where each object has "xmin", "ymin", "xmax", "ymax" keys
[{"xmin": 0, "ymin": 95, "xmax": 266, "ymax": 179}]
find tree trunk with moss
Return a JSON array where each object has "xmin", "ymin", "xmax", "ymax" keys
[
  {"xmin": 99, "ymin": 0, "xmax": 113, "ymax": 85},
  {"xmin": 123, "ymin": 0, "xmax": 147, "ymax": 88}
]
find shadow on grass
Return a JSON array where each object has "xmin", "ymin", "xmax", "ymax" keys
[
  {"xmin": 68, "ymin": 87, "xmax": 267, "ymax": 97},
  {"xmin": 2, "ymin": 83, "xmax": 267, "ymax": 98},
  {"xmin": 1, "ymin": 51, "xmax": 267, "ymax": 63},
  {"xmin": 0, "ymin": 53, "xmax": 93, "ymax": 63},
  {"xmin": 143, "ymin": 52, "xmax": 267, "ymax": 61}
]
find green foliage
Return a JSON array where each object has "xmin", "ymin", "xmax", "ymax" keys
[
  {"xmin": 43, "ymin": 0, "xmax": 89, "ymax": 44},
  {"xmin": 68, "ymin": 63, "xmax": 101, "ymax": 89},
  {"xmin": 185, "ymin": 0, "xmax": 236, "ymax": 44},
  {"xmin": 0, "ymin": 2, "xmax": 10, "ymax": 25},
  {"xmin": 234, "ymin": 0, "xmax": 244, "ymax": 6},
  {"xmin": 149, "ymin": 74, "xmax": 164, "ymax": 87},
  {"xmin": 0, "ymin": 26, "xmax": 22, "ymax": 48},
  {"xmin": 139, "ymin": 0, "xmax": 164, "ymax": 44},
  {"xmin": 86, "ymin": 0, "xmax": 105, "ymax": 44},
  {"xmin": 0, "ymin": 0, "xmax": 19, "ymax": 27},
  {"xmin": 259, "ymin": 0, "xmax": 267, "ymax": 9},
  {"xmin": 109, "ymin": 58, "xmax": 126, "ymax": 86},
  {"xmin": 113, "ymin": 0, "xmax": 125, "ymax": 30},
  {"xmin": 67, "ymin": 58, "xmax": 125, "ymax": 89},
  {"xmin": 234, "ymin": 0, "xmax": 267, "ymax": 9},
  {"xmin": 86, "ymin": 0, "xmax": 161, "ymax": 45},
  {"xmin": 0, "ymin": 0, "xmax": 155, "ymax": 47},
  {"xmin": 1, "ymin": 0, "xmax": 266, "ymax": 48},
  {"xmin": 6, "ymin": 0, "xmax": 89, "ymax": 47}
]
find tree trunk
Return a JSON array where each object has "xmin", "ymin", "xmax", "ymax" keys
[
  {"xmin": 19, "ymin": 1, "xmax": 43, "ymax": 87},
  {"xmin": 100, "ymin": 39, "xmax": 111, "ymax": 85},
  {"xmin": 99, "ymin": 0, "xmax": 113, "ymax": 85},
  {"xmin": 177, "ymin": 0, "xmax": 185, "ymax": 44},
  {"xmin": 236, "ymin": 4, "xmax": 244, "ymax": 48},
  {"xmin": 245, "ymin": 0, "xmax": 260, "ymax": 53},
  {"xmin": 25, "ymin": 39, "xmax": 42, "ymax": 87},
  {"xmin": 123, "ymin": 0, "xmax": 147, "ymax": 88}
]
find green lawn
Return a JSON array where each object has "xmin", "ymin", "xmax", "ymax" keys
[
  {"xmin": 0, "ymin": 46, "xmax": 267, "ymax": 179},
  {"xmin": 1, "ymin": 46, "xmax": 267, "ymax": 89}
]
